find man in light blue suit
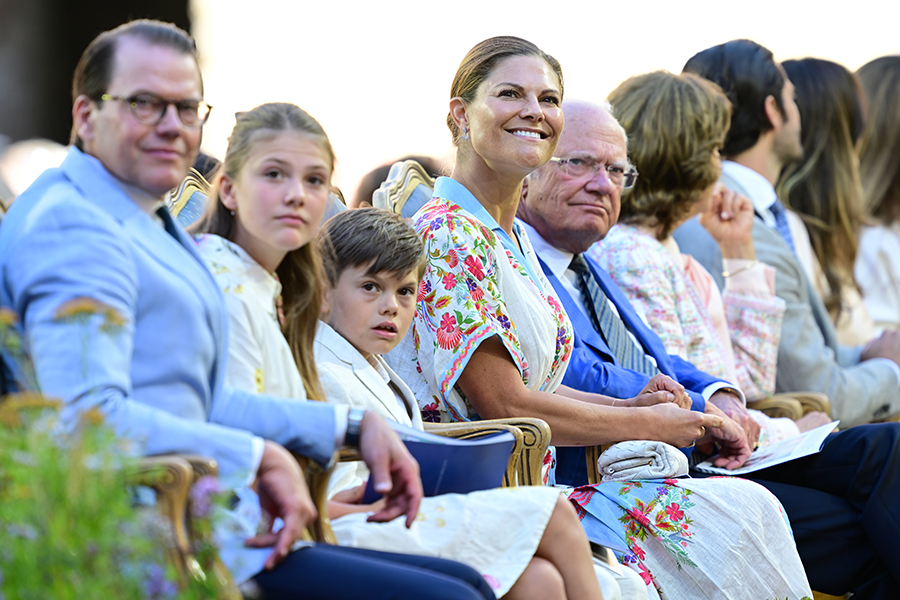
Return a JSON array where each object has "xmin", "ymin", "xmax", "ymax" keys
[
  {"xmin": 0, "ymin": 19, "xmax": 495, "ymax": 600},
  {"xmin": 518, "ymin": 98, "xmax": 900, "ymax": 598}
]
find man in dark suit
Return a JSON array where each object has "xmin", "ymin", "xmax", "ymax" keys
[
  {"xmin": 674, "ymin": 39, "xmax": 900, "ymax": 427},
  {"xmin": 518, "ymin": 98, "xmax": 900, "ymax": 598}
]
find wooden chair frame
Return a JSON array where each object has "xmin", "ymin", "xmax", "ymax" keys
[{"xmin": 304, "ymin": 417, "xmax": 552, "ymax": 544}]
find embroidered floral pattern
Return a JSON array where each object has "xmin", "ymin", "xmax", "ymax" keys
[
  {"xmin": 254, "ymin": 368, "xmax": 265, "ymax": 393},
  {"xmin": 566, "ymin": 477, "xmax": 811, "ymax": 599},
  {"xmin": 407, "ymin": 198, "xmax": 572, "ymax": 422}
]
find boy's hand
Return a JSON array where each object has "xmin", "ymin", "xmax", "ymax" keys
[{"xmin": 330, "ymin": 483, "xmax": 366, "ymax": 505}]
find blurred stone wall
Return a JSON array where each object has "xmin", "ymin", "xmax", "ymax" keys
[{"xmin": 0, "ymin": 0, "xmax": 190, "ymax": 150}]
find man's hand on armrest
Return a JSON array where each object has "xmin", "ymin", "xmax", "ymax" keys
[
  {"xmin": 246, "ymin": 440, "xmax": 317, "ymax": 570},
  {"xmin": 356, "ymin": 411, "xmax": 423, "ymax": 528}
]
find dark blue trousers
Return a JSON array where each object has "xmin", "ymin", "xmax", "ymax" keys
[
  {"xmin": 747, "ymin": 423, "xmax": 900, "ymax": 599},
  {"xmin": 252, "ymin": 543, "xmax": 497, "ymax": 600}
]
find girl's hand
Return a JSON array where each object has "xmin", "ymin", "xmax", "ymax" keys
[
  {"xmin": 330, "ymin": 483, "xmax": 366, "ymax": 505},
  {"xmin": 698, "ymin": 185, "xmax": 757, "ymax": 259}
]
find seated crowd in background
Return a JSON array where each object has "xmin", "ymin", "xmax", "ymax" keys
[{"xmin": 2, "ymin": 16, "xmax": 900, "ymax": 600}]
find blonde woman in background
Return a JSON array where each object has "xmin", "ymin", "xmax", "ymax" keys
[{"xmin": 854, "ymin": 56, "xmax": 900, "ymax": 335}]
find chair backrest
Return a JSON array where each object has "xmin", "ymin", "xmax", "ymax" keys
[
  {"xmin": 372, "ymin": 159, "xmax": 436, "ymax": 218},
  {"xmin": 165, "ymin": 169, "xmax": 212, "ymax": 229},
  {"xmin": 321, "ymin": 191, "xmax": 348, "ymax": 225}
]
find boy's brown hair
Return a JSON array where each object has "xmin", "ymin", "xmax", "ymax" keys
[{"xmin": 317, "ymin": 208, "xmax": 426, "ymax": 286}]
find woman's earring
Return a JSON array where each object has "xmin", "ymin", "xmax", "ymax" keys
[
  {"xmin": 230, "ymin": 210, "xmax": 235, "ymax": 216},
  {"xmin": 461, "ymin": 126, "xmax": 469, "ymax": 142}
]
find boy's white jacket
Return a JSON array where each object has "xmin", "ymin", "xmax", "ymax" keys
[{"xmin": 314, "ymin": 321, "xmax": 424, "ymax": 495}]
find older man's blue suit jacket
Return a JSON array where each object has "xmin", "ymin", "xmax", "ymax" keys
[{"xmin": 538, "ymin": 255, "xmax": 727, "ymax": 485}]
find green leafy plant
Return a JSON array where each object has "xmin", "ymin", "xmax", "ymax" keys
[{"xmin": 0, "ymin": 306, "xmax": 230, "ymax": 599}]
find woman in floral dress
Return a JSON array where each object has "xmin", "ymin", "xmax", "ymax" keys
[{"xmin": 386, "ymin": 38, "xmax": 812, "ymax": 600}]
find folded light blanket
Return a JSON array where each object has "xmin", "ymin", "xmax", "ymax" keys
[{"xmin": 597, "ymin": 440, "xmax": 688, "ymax": 482}]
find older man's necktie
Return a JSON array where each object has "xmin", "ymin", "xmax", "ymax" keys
[{"xmin": 569, "ymin": 254, "xmax": 660, "ymax": 376}]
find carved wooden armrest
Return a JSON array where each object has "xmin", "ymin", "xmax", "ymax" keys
[
  {"xmin": 490, "ymin": 418, "xmax": 552, "ymax": 486},
  {"xmin": 748, "ymin": 396, "xmax": 804, "ymax": 420},
  {"xmin": 129, "ymin": 455, "xmax": 241, "ymax": 599},
  {"xmin": 425, "ymin": 418, "xmax": 552, "ymax": 486},
  {"xmin": 179, "ymin": 454, "xmax": 218, "ymax": 481},
  {"xmin": 178, "ymin": 456, "xmax": 240, "ymax": 599},
  {"xmin": 128, "ymin": 455, "xmax": 196, "ymax": 582},
  {"xmin": 423, "ymin": 421, "xmax": 524, "ymax": 487},
  {"xmin": 585, "ymin": 444, "xmax": 613, "ymax": 485},
  {"xmin": 770, "ymin": 391, "xmax": 831, "ymax": 416}
]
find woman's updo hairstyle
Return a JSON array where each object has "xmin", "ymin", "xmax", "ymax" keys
[
  {"xmin": 199, "ymin": 102, "xmax": 334, "ymax": 401},
  {"xmin": 447, "ymin": 36, "xmax": 563, "ymax": 146}
]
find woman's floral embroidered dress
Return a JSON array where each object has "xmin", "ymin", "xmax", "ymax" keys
[{"xmin": 389, "ymin": 180, "xmax": 572, "ymax": 424}]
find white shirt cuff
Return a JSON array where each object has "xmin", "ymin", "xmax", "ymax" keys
[
  {"xmin": 869, "ymin": 357, "xmax": 900, "ymax": 387},
  {"xmin": 702, "ymin": 381, "xmax": 747, "ymax": 405},
  {"xmin": 246, "ymin": 436, "xmax": 266, "ymax": 487},
  {"xmin": 333, "ymin": 404, "xmax": 350, "ymax": 450}
]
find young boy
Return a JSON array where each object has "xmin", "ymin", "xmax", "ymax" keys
[
  {"xmin": 315, "ymin": 207, "xmax": 645, "ymax": 600},
  {"xmin": 315, "ymin": 207, "xmax": 427, "ymax": 495}
]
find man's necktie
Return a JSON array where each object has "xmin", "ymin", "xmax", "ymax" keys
[
  {"xmin": 768, "ymin": 199, "xmax": 796, "ymax": 255},
  {"xmin": 569, "ymin": 254, "xmax": 660, "ymax": 376},
  {"xmin": 156, "ymin": 206, "xmax": 182, "ymax": 240}
]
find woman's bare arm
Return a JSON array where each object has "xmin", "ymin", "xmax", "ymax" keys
[{"xmin": 455, "ymin": 336, "xmax": 721, "ymax": 448}]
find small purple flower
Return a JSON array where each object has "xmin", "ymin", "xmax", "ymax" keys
[
  {"xmin": 143, "ymin": 564, "xmax": 178, "ymax": 598},
  {"xmin": 190, "ymin": 475, "xmax": 223, "ymax": 519},
  {"xmin": 424, "ymin": 280, "xmax": 432, "ymax": 293},
  {"xmin": 430, "ymin": 217, "xmax": 443, "ymax": 230},
  {"xmin": 6, "ymin": 523, "xmax": 38, "ymax": 540},
  {"xmin": 466, "ymin": 279, "xmax": 478, "ymax": 292},
  {"xmin": 497, "ymin": 315, "xmax": 511, "ymax": 330},
  {"xmin": 556, "ymin": 326, "xmax": 566, "ymax": 352}
]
